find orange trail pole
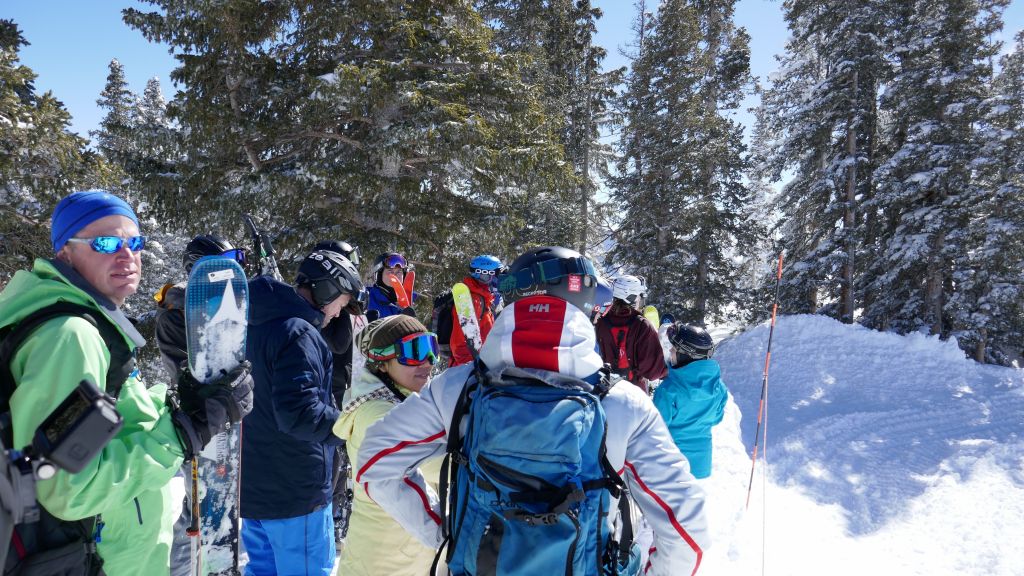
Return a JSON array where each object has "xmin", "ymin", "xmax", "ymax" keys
[{"xmin": 746, "ymin": 253, "xmax": 783, "ymax": 510}]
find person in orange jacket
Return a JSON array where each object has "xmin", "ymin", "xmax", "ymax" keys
[{"xmin": 448, "ymin": 255, "xmax": 505, "ymax": 366}]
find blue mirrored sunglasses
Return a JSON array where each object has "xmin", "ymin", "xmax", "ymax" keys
[{"xmin": 67, "ymin": 235, "xmax": 147, "ymax": 254}]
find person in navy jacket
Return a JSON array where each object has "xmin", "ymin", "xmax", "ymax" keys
[
  {"xmin": 242, "ymin": 249, "xmax": 364, "ymax": 575},
  {"xmin": 365, "ymin": 252, "xmax": 419, "ymax": 319}
]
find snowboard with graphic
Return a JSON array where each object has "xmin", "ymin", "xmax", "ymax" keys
[
  {"xmin": 452, "ymin": 282, "xmax": 482, "ymax": 353},
  {"xmin": 185, "ymin": 256, "xmax": 249, "ymax": 576}
]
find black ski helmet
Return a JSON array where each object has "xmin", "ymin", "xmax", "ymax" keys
[
  {"xmin": 183, "ymin": 234, "xmax": 236, "ymax": 273},
  {"xmin": 295, "ymin": 249, "xmax": 365, "ymax": 308},
  {"xmin": 314, "ymin": 239, "xmax": 360, "ymax": 268},
  {"xmin": 370, "ymin": 252, "xmax": 409, "ymax": 285},
  {"xmin": 667, "ymin": 323, "xmax": 716, "ymax": 360},
  {"xmin": 497, "ymin": 246, "xmax": 598, "ymax": 315}
]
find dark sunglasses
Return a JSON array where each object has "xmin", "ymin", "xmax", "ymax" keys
[
  {"xmin": 345, "ymin": 289, "xmax": 369, "ymax": 313},
  {"xmin": 67, "ymin": 235, "xmax": 147, "ymax": 254}
]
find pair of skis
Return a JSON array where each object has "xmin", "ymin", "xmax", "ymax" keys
[
  {"xmin": 386, "ymin": 271, "xmax": 417, "ymax": 309},
  {"xmin": 451, "ymin": 283, "xmax": 482, "ymax": 352},
  {"xmin": 184, "ymin": 257, "xmax": 250, "ymax": 576}
]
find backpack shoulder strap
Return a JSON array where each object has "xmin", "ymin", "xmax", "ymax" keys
[
  {"xmin": 433, "ymin": 363, "xmax": 482, "ymax": 574},
  {"xmin": 0, "ymin": 302, "xmax": 135, "ymax": 414},
  {"xmin": 592, "ymin": 364, "xmax": 621, "ymax": 400},
  {"xmin": 0, "ymin": 303, "xmax": 114, "ymax": 572},
  {"xmin": 592, "ymin": 364, "xmax": 636, "ymax": 573}
]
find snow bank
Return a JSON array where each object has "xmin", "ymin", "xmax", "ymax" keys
[{"xmin": 700, "ymin": 314, "xmax": 1024, "ymax": 575}]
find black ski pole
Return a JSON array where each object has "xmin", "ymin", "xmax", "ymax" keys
[{"xmin": 243, "ymin": 214, "xmax": 282, "ymax": 281}]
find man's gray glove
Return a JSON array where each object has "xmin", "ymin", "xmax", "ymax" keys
[{"xmin": 171, "ymin": 361, "xmax": 254, "ymax": 459}]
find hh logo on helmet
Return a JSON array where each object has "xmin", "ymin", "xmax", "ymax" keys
[
  {"xmin": 528, "ymin": 303, "xmax": 550, "ymax": 313},
  {"xmin": 567, "ymin": 274, "xmax": 582, "ymax": 292}
]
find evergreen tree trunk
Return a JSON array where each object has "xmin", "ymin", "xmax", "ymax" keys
[
  {"xmin": 696, "ymin": 245, "xmax": 709, "ymax": 322},
  {"xmin": 579, "ymin": 58, "xmax": 592, "ymax": 255},
  {"xmin": 841, "ymin": 69, "xmax": 858, "ymax": 323},
  {"xmin": 927, "ymin": 227, "xmax": 946, "ymax": 335}
]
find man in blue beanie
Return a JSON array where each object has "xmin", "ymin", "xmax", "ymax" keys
[{"xmin": 0, "ymin": 190, "xmax": 254, "ymax": 574}]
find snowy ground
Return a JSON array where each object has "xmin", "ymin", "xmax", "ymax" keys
[
  {"xmin": 331, "ymin": 314, "xmax": 1024, "ymax": 575},
  {"xmin": 704, "ymin": 314, "xmax": 1024, "ymax": 576}
]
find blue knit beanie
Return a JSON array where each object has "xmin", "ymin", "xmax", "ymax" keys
[{"xmin": 51, "ymin": 190, "xmax": 139, "ymax": 252}]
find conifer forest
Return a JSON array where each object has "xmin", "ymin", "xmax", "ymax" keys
[{"xmin": 1, "ymin": 0, "xmax": 1022, "ymax": 367}]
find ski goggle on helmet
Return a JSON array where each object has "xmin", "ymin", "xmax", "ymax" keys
[
  {"xmin": 383, "ymin": 253, "xmax": 408, "ymax": 269},
  {"xmin": 496, "ymin": 246, "xmax": 598, "ymax": 314},
  {"xmin": 367, "ymin": 332, "xmax": 440, "ymax": 366},
  {"xmin": 469, "ymin": 255, "xmax": 506, "ymax": 282}
]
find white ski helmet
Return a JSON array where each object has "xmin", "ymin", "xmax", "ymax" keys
[{"xmin": 612, "ymin": 275, "xmax": 647, "ymax": 307}]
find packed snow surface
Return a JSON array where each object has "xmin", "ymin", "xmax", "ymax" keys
[{"xmin": 704, "ymin": 314, "xmax": 1024, "ymax": 575}]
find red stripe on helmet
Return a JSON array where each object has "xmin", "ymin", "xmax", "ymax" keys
[{"xmin": 510, "ymin": 296, "xmax": 567, "ymax": 372}]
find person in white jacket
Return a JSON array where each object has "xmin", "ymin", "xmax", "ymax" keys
[{"xmin": 356, "ymin": 246, "xmax": 709, "ymax": 576}]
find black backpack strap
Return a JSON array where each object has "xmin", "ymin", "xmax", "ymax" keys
[
  {"xmin": 592, "ymin": 364, "xmax": 620, "ymax": 400},
  {"xmin": 617, "ymin": 492, "xmax": 634, "ymax": 567},
  {"xmin": 0, "ymin": 301, "xmax": 135, "ymax": 414},
  {"xmin": 0, "ymin": 303, "xmax": 120, "ymax": 576},
  {"xmin": 592, "ymin": 366, "xmax": 635, "ymax": 574}
]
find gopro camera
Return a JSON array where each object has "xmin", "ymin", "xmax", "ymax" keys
[{"xmin": 30, "ymin": 379, "xmax": 123, "ymax": 474}]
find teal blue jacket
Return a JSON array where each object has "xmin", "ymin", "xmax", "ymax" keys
[{"xmin": 652, "ymin": 359, "xmax": 727, "ymax": 479}]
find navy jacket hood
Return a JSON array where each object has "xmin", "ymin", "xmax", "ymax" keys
[{"xmin": 248, "ymin": 275, "xmax": 324, "ymax": 328}]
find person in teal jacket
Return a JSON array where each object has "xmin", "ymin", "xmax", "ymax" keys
[
  {"xmin": 0, "ymin": 190, "xmax": 252, "ymax": 575},
  {"xmin": 652, "ymin": 323, "xmax": 728, "ymax": 479}
]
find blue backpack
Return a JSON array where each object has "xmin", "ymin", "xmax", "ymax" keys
[{"xmin": 436, "ymin": 366, "xmax": 637, "ymax": 576}]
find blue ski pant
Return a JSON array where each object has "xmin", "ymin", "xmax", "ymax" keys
[{"xmin": 242, "ymin": 504, "xmax": 335, "ymax": 576}]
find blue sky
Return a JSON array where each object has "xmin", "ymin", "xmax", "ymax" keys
[{"xmin": 3, "ymin": 1, "xmax": 1022, "ymax": 143}]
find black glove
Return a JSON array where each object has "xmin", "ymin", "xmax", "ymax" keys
[
  {"xmin": 171, "ymin": 361, "xmax": 254, "ymax": 459},
  {"xmin": 400, "ymin": 306, "xmax": 416, "ymax": 317}
]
